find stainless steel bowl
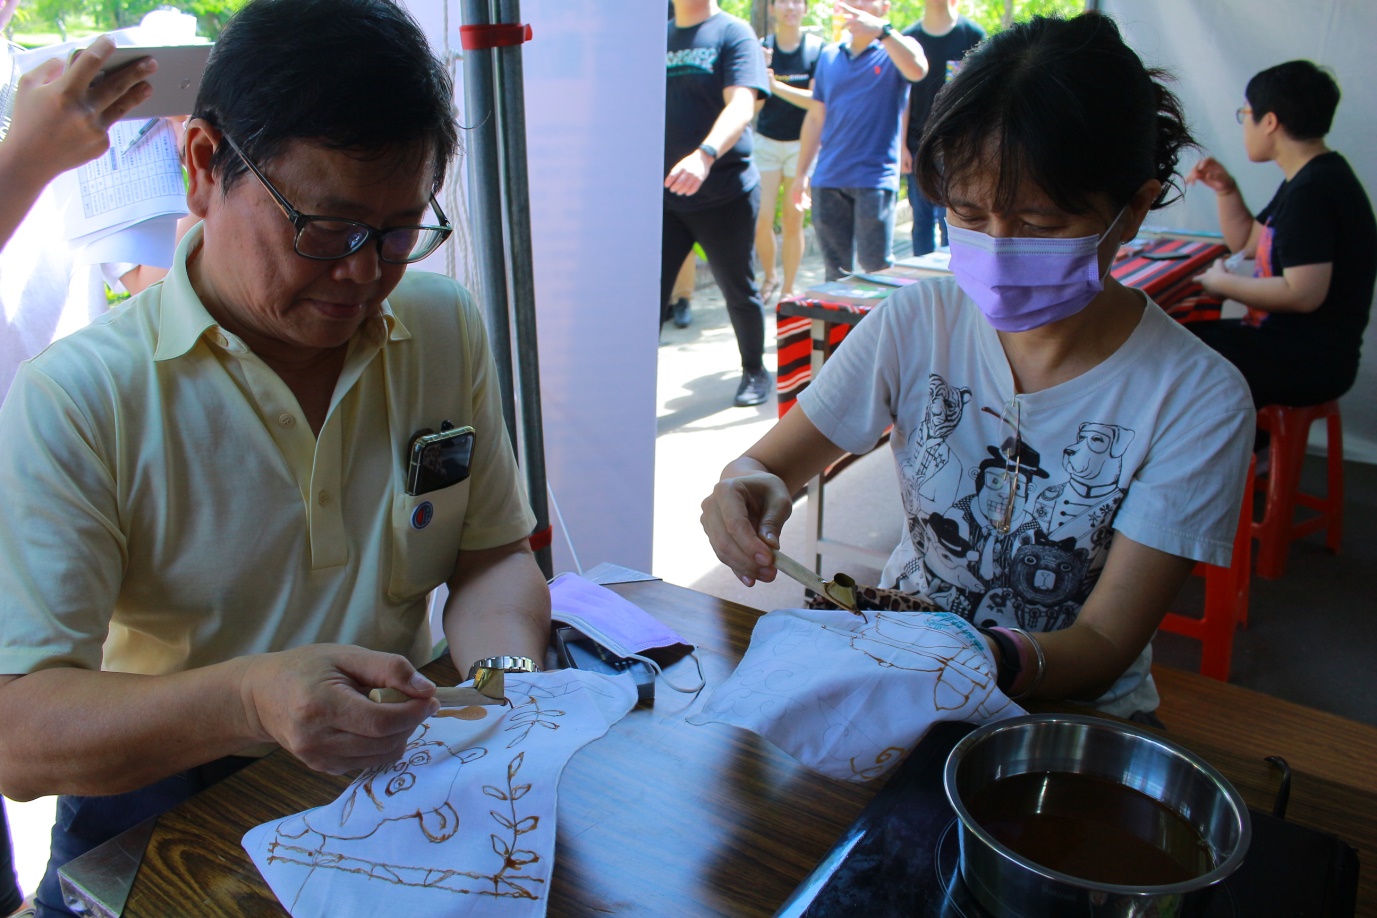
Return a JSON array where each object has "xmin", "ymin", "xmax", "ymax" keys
[{"xmin": 944, "ymin": 714, "xmax": 1251, "ymax": 917}]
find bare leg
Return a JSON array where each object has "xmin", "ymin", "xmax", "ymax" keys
[
  {"xmin": 671, "ymin": 252, "xmax": 697, "ymax": 303},
  {"xmin": 779, "ymin": 171, "xmax": 804, "ymax": 297},
  {"xmin": 755, "ymin": 168, "xmax": 783, "ymax": 299}
]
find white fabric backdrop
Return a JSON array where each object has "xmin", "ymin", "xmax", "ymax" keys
[
  {"xmin": 411, "ymin": 2, "xmax": 664, "ymax": 574},
  {"xmin": 1101, "ymin": 0, "xmax": 1377, "ymax": 462}
]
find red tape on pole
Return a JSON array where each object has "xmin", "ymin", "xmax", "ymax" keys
[
  {"xmin": 460, "ymin": 23, "xmax": 533, "ymax": 50},
  {"xmin": 528, "ymin": 525, "xmax": 553, "ymax": 552}
]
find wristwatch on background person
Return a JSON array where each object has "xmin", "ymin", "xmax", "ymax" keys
[
  {"xmin": 879, "ymin": 22, "xmax": 895, "ymax": 41},
  {"xmin": 467, "ymin": 655, "xmax": 542, "ymax": 682},
  {"xmin": 698, "ymin": 142, "xmax": 718, "ymax": 162}
]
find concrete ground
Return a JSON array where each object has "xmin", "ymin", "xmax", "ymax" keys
[{"xmin": 653, "ymin": 214, "xmax": 920, "ymax": 611}]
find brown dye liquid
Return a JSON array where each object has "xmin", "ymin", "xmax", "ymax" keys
[{"xmin": 965, "ymin": 771, "xmax": 1214, "ymax": 886}]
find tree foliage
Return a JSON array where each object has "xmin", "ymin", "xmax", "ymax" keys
[{"xmin": 8, "ymin": 0, "xmax": 246, "ymax": 42}]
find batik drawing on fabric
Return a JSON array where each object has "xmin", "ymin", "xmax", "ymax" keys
[
  {"xmin": 243, "ymin": 669, "xmax": 637, "ymax": 918},
  {"xmin": 689, "ymin": 607, "xmax": 1020, "ymax": 782}
]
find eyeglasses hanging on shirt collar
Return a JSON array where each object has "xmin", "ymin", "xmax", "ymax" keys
[
  {"xmin": 221, "ymin": 132, "xmax": 453, "ymax": 264},
  {"xmin": 997, "ymin": 397, "xmax": 1023, "ymax": 534}
]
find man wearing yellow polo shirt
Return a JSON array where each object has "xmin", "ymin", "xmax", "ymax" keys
[{"xmin": 0, "ymin": 3, "xmax": 551, "ymax": 915}]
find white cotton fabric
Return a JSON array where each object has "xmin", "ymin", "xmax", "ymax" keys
[
  {"xmin": 691, "ymin": 609, "xmax": 1021, "ymax": 782},
  {"xmin": 797, "ymin": 277, "xmax": 1254, "ymax": 716},
  {"xmin": 244, "ymin": 670, "xmax": 636, "ymax": 918}
]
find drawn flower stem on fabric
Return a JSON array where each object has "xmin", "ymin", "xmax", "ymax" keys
[
  {"xmin": 481, "ymin": 751, "xmax": 542, "ymax": 899},
  {"xmin": 504, "ymin": 693, "xmax": 566, "ymax": 749}
]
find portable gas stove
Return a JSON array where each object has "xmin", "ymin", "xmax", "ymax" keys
[{"xmin": 776, "ymin": 721, "xmax": 1358, "ymax": 917}]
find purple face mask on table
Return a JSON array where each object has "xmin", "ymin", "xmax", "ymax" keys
[
  {"xmin": 948, "ymin": 207, "xmax": 1127, "ymax": 332},
  {"xmin": 550, "ymin": 573, "xmax": 705, "ymax": 693}
]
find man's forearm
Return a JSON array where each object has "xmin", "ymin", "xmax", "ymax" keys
[
  {"xmin": 701, "ymin": 91, "xmax": 758, "ymax": 157},
  {"xmin": 881, "ymin": 30, "xmax": 928, "ymax": 82},
  {"xmin": 443, "ymin": 541, "xmax": 552, "ymax": 678},
  {"xmin": 0, "ymin": 660, "xmax": 258, "ymax": 800}
]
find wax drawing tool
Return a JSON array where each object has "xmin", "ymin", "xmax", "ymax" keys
[
  {"xmin": 772, "ymin": 548, "xmax": 866, "ymax": 621},
  {"xmin": 369, "ymin": 670, "xmax": 508, "ymax": 707}
]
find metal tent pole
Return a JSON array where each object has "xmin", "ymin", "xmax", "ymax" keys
[
  {"xmin": 460, "ymin": 0, "xmax": 552, "ymax": 578},
  {"xmin": 460, "ymin": 0, "xmax": 518, "ymax": 444},
  {"xmin": 490, "ymin": 0, "xmax": 551, "ymax": 578}
]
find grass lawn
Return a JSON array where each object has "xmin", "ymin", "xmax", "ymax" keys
[{"xmin": 10, "ymin": 26, "xmax": 103, "ymax": 49}]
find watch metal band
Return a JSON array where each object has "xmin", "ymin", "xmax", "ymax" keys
[{"xmin": 467, "ymin": 655, "xmax": 541, "ymax": 682}]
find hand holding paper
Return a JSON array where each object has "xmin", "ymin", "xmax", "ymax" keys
[{"xmin": 3, "ymin": 37, "xmax": 152, "ymax": 179}]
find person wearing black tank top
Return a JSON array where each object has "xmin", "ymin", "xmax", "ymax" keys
[{"xmin": 753, "ymin": 0, "xmax": 821, "ymax": 301}]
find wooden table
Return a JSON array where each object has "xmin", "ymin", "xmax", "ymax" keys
[{"xmin": 121, "ymin": 579, "xmax": 1377, "ymax": 916}]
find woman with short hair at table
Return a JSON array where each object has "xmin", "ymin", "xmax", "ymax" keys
[
  {"xmin": 700, "ymin": 13, "xmax": 1254, "ymax": 720},
  {"xmin": 1187, "ymin": 60, "xmax": 1376, "ymax": 410}
]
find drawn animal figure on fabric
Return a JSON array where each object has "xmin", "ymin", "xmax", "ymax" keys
[
  {"xmin": 243, "ymin": 670, "xmax": 637, "ymax": 918},
  {"xmin": 299, "ymin": 722, "xmax": 488, "ymax": 843},
  {"xmin": 900, "ymin": 373, "xmax": 972, "ymax": 520}
]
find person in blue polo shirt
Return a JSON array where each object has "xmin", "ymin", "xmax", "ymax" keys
[{"xmin": 792, "ymin": 1, "xmax": 927, "ymax": 281}]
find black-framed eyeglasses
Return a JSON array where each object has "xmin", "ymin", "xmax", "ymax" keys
[
  {"xmin": 1235, "ymin": 106, "xmax": 1253, "ymax": 125},
  {"xmin": 222, "ymin": 133, "xmax": 452, "ymax": 264}
]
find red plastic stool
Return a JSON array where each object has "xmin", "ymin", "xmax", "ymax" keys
[
  {"xmin": 1160, "ymin": 455, "xmax": 1255, "ymax": 681},
  {"xmin": 1252, "ymin": 401, "xmax": 1344, "ymax": 580}
]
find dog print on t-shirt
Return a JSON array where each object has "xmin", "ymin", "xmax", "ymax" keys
[{"xmin": 893, "ymin": 373, "xmax": 1136, "ymax": 634}]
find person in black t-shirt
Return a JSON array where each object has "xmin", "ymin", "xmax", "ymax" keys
[
  {"xmin": 1188, "ymin": 60, "xmax": 1377, "ymax": 409},
  {"xmin": 753, "ymin": 0, "xmax": 821, "ymax": 302},
  {"xmin": 901, "ymin": 1, "xmax": 984, "ymax": 256},
  {"xmin": 664, "ymin": 0, "xmax": 773, "ymax": 407}
]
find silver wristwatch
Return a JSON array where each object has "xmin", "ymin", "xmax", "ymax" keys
[{"xmin": 467, "ymin": 655, "xmax": 541, "ymax": 682}]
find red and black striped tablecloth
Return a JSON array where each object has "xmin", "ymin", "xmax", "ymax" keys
[{"xmin": 774, "ymin": 237, "xmax": 1230, "ymax": 418}]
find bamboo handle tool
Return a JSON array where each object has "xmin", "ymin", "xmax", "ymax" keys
[
  {"xmin": 772, "ymin": 549, "xmax": 866, "ymax": 621},
  {"xmin": 369, "ymin": 668, "xmax": 508, "ymax": 707}
]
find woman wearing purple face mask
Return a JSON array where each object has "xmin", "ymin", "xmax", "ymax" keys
[{"xmin": 701, "ymin": 13, "xmax": 1255, "ymax": 721}]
